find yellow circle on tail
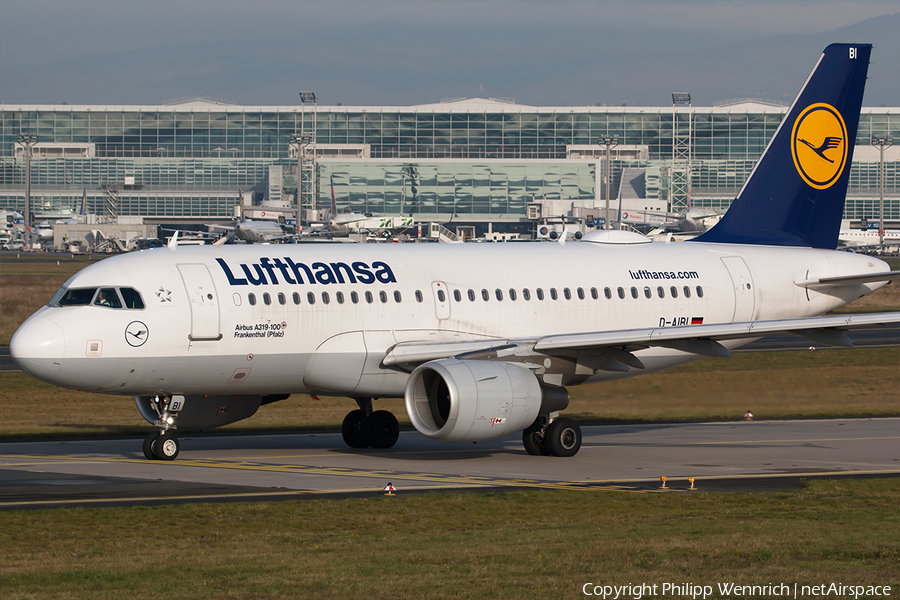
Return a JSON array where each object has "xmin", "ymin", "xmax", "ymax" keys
[{"xmin": 791, "ymin": 103, "xmax": 848, "ymax": 190}]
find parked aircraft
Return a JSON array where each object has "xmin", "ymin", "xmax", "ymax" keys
[{"xmin": 11, "ymin": 44, "xmax": 900, "ymax": 461}]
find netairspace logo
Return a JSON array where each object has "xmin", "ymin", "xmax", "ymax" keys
[{"xmin": 581, "ymin": 582, "xmax": 892, "ymax": 599}]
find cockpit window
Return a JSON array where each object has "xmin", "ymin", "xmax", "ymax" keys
[
  {"xmin": 94, "ymin": 288, "xmax": 123, "ymax": 309},
  {"xmin": 55, "ymin": 287, "xmax": 98, "ymax": 306},
  {"xmin": 120, "ymin": 287, "xmax": 145, "ymax": 309}
]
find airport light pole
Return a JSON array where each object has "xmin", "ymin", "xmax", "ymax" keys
[
  {"xmin": 17, "ymin": 134, "xmax": 38, "ymax": 250},
  {"xmin": 297, "ymin": 91, "xmax": 318, "ymax": 230},
  {"xmin": 597, "ymin": 135, "xmax": 618, "ymax": 229},
  {"xmin": 871, "ymin": 135, "xmax": 893, "ymax": 247}
]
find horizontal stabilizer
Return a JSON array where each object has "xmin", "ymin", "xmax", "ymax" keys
[{"xmin": 794, "ymin": 270, "xmax": 900, "ymax": 290}]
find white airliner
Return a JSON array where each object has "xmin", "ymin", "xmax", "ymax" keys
[{"xmin": 11, "ymin": 44, "xmax": 900, "ymax": 461}]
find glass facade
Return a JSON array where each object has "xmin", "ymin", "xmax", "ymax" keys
[{"xmin": 1, "ymin": 100, "xmax": 897, "ymax": 221}]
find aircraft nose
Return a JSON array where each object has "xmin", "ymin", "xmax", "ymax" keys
[{"xmin": 10, "ymin": 313, "xmax": 65, "ymax": 380}]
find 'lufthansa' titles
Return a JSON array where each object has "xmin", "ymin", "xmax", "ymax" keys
[{"xmin": 216, "ymin": 257, "xmax": 397, "ymax": 286}]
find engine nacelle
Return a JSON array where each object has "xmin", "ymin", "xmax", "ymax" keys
[{"xmin": 404, "ymin": 359, "xmax": 558, "ymax": 442}]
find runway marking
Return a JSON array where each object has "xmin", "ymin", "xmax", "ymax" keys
[{"xmin": 4, "ymin": 453, "xmax": 899, "ymax": 500}]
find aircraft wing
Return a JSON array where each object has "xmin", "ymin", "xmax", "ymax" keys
[{"xmin": 382, "ymin": 311, "xmax": 900, "ymax": 372}]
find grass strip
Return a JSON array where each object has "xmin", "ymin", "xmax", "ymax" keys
[{"xmin": 1, "ymin": 479, "xmax": 898, "ymax": 599}]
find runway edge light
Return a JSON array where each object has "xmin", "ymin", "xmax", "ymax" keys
[
  {"xmin": 383, "ymin": 482, "xmax": 397, "ymax": 496},
  {"xmin": 744, "ymin": 411, "xmax": 754, "ymax": 421},
  {"xmin": 688, "ymin": 477, "xmax": 697, "ymax": 491},
  {"xmin": 659, "ymin": 476, "xmax": 668, "ymax": 489}
]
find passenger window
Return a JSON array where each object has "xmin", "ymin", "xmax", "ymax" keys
[
  {"xmin": 379, "ymin": 291, "xmax": 388, "ymax": 303},
  {"xmin": 437, "ymin": 289, "xmax": 446, "ymax": 302},
  {"xmin": 591, "ymin": 287, "xmax": 598, "ymax": 300},
  {"xmin": 248, "ymin": 293, "xmax": 257, "ymax": 306},
  {"xmin": 278, "ymin": 292, "xmax": 286, "ymax": 305},
  {"xmin": 94, "ymin": 288, "xmax": 122, "ymax": 309},
  {"xmin": 630, "ymin": 287, "xmax": 638, "ymax": 299},
  {"xmin": 495, "ymin": 289, "xmax": 503, "ymax": 301},
  {"xmin": 657, "ymin": 286, "xmax": 665, "ymax": 299},
  {"xmin": 336, "ymin": 291, "xmax": 345, "ymax": 304},
  {"xmin": 467, "ymin": 289, "xmax": 476, "ymax": 302},
  {"xmin": 523, "ymin": 288, "xmax": 531, "ymax": 301},
  {"xmin": 696, "ymin": 286, "xmax": 704, "ymax": 298},
  {"xmin": 351, "ymin": 291, "xmax": 359, "ymax": 304},
  {"xmin": 263, "ymin": 293, "xmax": 271, "ymax": 306},
  {"xmin": 394, "ymin": 291, "xmax": 402, "ymax": 303},
  {"xmin": 307, "ymin": 292, "xmax": 316, "ymax": 305},
  {"xmin": 577, "ymin": 288, "xmax": 585, "ymax": 300},
  {"xmin": 683, "ymin": 286, "xmax": 691, "ymax": 298},
  {"xmin": 322, "ymin": 292, "xmax": 330, "ymax": 305},
  {"xmin": 643, "ymin": 287, "xmax": 651, "ymax": 299},
  {"xmin": 482, "ymin": 289, "xmax": 489, "ymax": 301},
  {"xmin": 550, "ymin": 288, "xmax": 558, "ymax": 300},
  {"xmin": 509, "ymin": 289, "xmax": 517, "ymax": 301},
  {"xmin": 415, "ymin": 290, "xmax": 423, "ymax": 303},
  {"xmin": 670, "ymin": 286, "xmax": 678, "ymax": 299},
  {"xmin": 293, "ymin": 292, "xmax": 301, "ymax": 304},
  {"xmin": 453, "ymin": 289, "xmax": 462, "ymax": 302},
  {"xmin": 563, "ymin": 288, "xmax": 571, "ymax": 300},
  {"xmin": 365, "ymin": 291, "xmax": 373, "ymax": 304},
  {"xmin": 617, "ymin": 287, "xmax": 625, "ymax": 299},
  {"xmin": 536, "ymin": 288, "xmax": 545, "ymax": 301},
  {"xmin": 604, "ymin": 287, "xmax": 612, "ymax": 300},
  {"xmin": 233, "ymin": 292, "xmax": 242, "ymax": 306},
  {"xmin": 120, "ymin": 287, "xmax": 145, "ymax": 309}
]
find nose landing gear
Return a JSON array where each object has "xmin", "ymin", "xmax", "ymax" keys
[{"xmin": 141, "ymin": 395, "xmax": 183, "ymax": 461}]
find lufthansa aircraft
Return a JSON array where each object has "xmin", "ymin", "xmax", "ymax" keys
[{"xmin": 11, "ymin": 44, "xmax": 900, "ymax": 461}]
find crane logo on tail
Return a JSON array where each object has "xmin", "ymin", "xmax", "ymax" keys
[{"xmin": 791, "ymin": 103, "xmax": 848, "ymax": 190}]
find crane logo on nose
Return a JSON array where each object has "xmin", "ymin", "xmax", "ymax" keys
[{"xmin": 125, "ymin": 321, "xmax": 149, "ymax": 347}]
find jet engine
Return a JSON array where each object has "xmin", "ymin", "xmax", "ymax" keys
[{"xmin": 404, "ymin": 359, "xmax": 568, "ymax": 442}]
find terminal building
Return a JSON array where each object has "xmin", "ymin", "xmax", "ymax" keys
[{"xmin": 1, "ymin": 96, "xmax": 898, "ymax": 238}]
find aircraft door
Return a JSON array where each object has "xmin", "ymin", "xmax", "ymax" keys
[
  {"xmin": 720, "ymin": 256, "xmax": 755, "ymax": 322},
  {"xmin": 431, "ymin": 281, "xmax": 451, "ymax": 320},
  {"xmin": 177, "ymin": 264, "xmax": 222, "ymax": 340}
]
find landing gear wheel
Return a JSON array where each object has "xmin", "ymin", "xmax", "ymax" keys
[
  {"xmin": 544, "ymin": 418, "xmax": 582, "ymax": 457},
  {"xmin": 522, "ymin": 419, "xmax": 551, "ymax": 456},
  {"xmin": 366, "ymin": 410, "xmax": 400, "ymax": 449},
  {"xmin": 153, "ymin": 433, "xmax": 180, "ymax": 461},
  {"xmin": 143, "ymin": 432, "xmax": 161, "ymax": 460},
  {"xmin": 342, "ymin": 410, "xmax": 369, "ymax": 448}
]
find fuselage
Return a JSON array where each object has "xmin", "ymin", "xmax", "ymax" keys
[{"xmin": 11, "ymin": 234, "xmax": 889, "ymax": 399}]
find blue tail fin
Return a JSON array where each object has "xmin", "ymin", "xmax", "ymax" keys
[{"xmin": 694, "ymin": 43, "xmax": 871, "ymax": 249}]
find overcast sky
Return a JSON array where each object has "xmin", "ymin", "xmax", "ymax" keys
[{"xmin": 1, "ymin": 0, "xmax": 897, "ymax": 107}]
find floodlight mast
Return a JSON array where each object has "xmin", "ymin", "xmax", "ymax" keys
[
  {"xmin": 671, "ymin": 92, "xmax": 692, "ymax": 213},
  {"xmin": 871, "ymin": 135, "xmax": 893, "ymax": 247},
  {"xmin": 596, "ymin": 135, "xmax": 619, "ymax": 229},
  {"xmin": 17, "ymin": 134, "xmax": 38, "ymax": 250},
  {"xmin": 297, "ymin": 91, "xmax": 318, "ymax": 230}
]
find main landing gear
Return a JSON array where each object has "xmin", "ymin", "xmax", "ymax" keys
[
  {"xmin": 522, "ymin": 415, "xmax": 582, "ymax": 457},
  {"xmin": 342, "ymin": 398, "xmax": 400, "ymax": 449},
  {"xmin": 142, "ymin": 395, "xmax": 182, "ymax": 461}
]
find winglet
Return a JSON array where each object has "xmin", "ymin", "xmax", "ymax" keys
[{"xmin": 167, "ymin": 231, "xmax": 179, "ymax": 249}]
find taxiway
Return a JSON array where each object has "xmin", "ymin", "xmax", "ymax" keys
[{"xmin": 2, "ymin": 418, "xmax": 898, "ymax": 509}]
